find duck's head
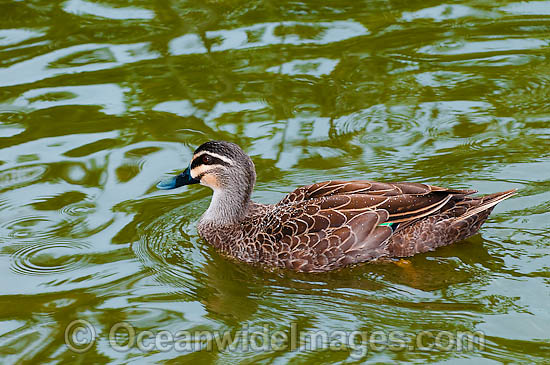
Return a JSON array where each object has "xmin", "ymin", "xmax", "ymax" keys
[{"xmin": 157, "ymin": 140, "xmax": 256, "ymax": 199}]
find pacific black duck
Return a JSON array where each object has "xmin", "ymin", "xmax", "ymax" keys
[{"xmin": 157, "ymin": 140, "xmax": 515, "ymax": 273}]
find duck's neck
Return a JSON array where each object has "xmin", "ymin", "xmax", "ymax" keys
[{"xmin": 199, "ymin": 187, "xmax": 252, "ymax": 226}]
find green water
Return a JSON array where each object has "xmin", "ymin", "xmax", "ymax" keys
[{"xmin": 1, "ymin": 0, "xmax": 549, "ymax": 363}]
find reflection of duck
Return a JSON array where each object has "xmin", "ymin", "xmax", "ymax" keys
[{"xmin": 158, "ymin": 141, "xmax": 515, "ymax": 273}]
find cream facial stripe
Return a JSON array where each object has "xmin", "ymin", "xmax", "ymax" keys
[
  {"xmin": 190, "ymin": 164, "xmax": 214, "ymax": 179},
  {"xmin": 193, "ymin": 151, "xmax": 235, "ymax": 166}
]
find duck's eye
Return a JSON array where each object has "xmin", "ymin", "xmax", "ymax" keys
[{"xmin": 202, "ymin": 155, "xmax": 212, "ymax": 164}]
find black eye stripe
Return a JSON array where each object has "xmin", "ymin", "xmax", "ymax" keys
[{"xmin": 190, "ymin": 154, "xmax": 230, "ymax": 169}]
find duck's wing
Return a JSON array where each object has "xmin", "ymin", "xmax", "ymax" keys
[
  {"xmin": 278, "ymin": 180, "xmax": 476, "ymax": 225},
  {"xmin": 257, "ymin": 181, "xmax": 476, "ymax": 272},
  {"xmin": 259, "ymin": 194, "xmax": 393, "ymax": 272}
]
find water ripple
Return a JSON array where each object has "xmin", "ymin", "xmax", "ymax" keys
[
  {"xmin": 0, "ymin": 42, "xmax": 159, "ymax": 87},
  {"xmin": 418, "ymin": 38, "xmax": 549, "ymax": 56},
  {"xmin": 134, "ymin": 201, "xmax": 206, "ymax": 289},
  {"xmin": 499, "ymin": 1, "xmax": 550, "ymax": 15},
  {"xmin": 63, "ymin": 0, "xmax": 155, "ymax": 20},
  {"xmin": 0, "ymin": 215, "xmax": 54, "ymax": 240},
  {"xmin": 169, "ymin": 20, "xmax": 369, "ymax": 55},
  {"xmin": 11, "ymin": 84, "xmax": 128, "ymax": 115},
  {"xmin": 0, "ymin": 29, "xmax": 45, "ymax": 47},
  {"xmin": 402, "ymin": 4, "xmax": 492, "ymax": 22},
  {"xmin": 0, "ymin": 165, "xmax": 48, "ymax": 192},
  {"xmin": 10, "ymin": 240, "xmax": 90, "ymax": 276},
  {"xmin": 266, "ymin": 58, "xmax": 339, "ymax": 77}
]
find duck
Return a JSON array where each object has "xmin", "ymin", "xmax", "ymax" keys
[{"xmin": 157, "ymin": 140, "xmax": 516, "ymax": 273}]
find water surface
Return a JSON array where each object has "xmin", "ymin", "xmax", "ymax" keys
[{"xmin": 1, "ymin": 0, "xmax": 549, "ymax": 363}]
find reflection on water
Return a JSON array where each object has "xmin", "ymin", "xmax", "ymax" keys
[
  {"xmin": 0, "ymin": 0, "xmax": 549, "ymax": 363},
  {"xmin": 12, "ymin": 84, "xmax": 129, "ymax": 115},
  {"xmin": 63, "ymin": 0, "xmax": 156, "ymax": 20},
  {"xmin": 0, "ymin": 42, "xmax": 159, "ymax": 87},
  {"xmin": 169, "ymin": 20, "xmax": 368, "ymax": 55}
]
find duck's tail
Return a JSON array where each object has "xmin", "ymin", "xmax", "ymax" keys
[
  {"xmin": 445, "ymin": 188, "xmax": 517, "ymax": 245},
  {"xmin": 457, "ymin": 189, "xmax": 517, "ymax": 221},
  {"xmin": 388, "ymin": 189, "xmax": 516, "ymax": 257}
]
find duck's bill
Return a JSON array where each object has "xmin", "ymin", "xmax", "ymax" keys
[{"xmin": 156, "ymin": 167, "xmax": 199, "ymax": 190}]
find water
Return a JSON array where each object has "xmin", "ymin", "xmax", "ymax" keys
[{"xmin": 1, "ymin": 0, "xmax": 549, "ymax": 363}]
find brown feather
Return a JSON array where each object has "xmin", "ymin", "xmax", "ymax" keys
[{"xmin": 198, "ymin": 180, "xmax": 516, "ymax": 272}]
